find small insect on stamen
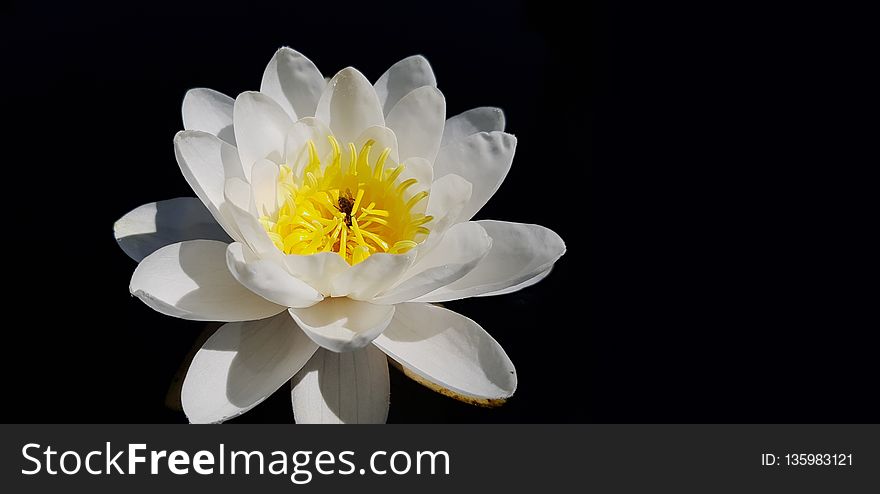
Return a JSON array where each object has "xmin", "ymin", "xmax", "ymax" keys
[{"xmin": 337, "ymin": 188, "xmax": 355, "ymax": 227}]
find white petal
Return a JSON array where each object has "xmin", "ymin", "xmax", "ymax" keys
[
  {"xmin": 182, "ymin": 313, "xmax": 318, "ymax": 423},
  {"xmin": 373, "ymin": 303, "xmax": 516, "ymax": 402},
  {"xmin": 174, "ymin": 130, "xmax": 246, "ymax": 240},
  {"xmin": 288, "ymin": 298, "xmax": 395, "ymax": 352},
  {"xmin": 433, "ymin": 132, "xmax": 517, "ymax": 222},
  {"xmin": 226, "ymin": 242, "xmax": 323, "ymax": 309},
  {"xmin": 130, "ymin": 240, "xmax": 285, "ymax": 321},
  {"xmin": 260, "ymin": 47, "xmax": 325, "ymax": 120},
  {"xmin": 414, "ymin": 174, "xmax": 473, "ymax": 260},
  {"xmin": 425, "ymin": 174, "xmax": 472, "ymax": 233},
  {"xmin": 182, "ymin": 88, "xmax": 236, "ymax": 145},
  {"xmin": 385, "ymin": 86, "xmax": 446, "ymax": 162},
  {"xmin": 114, "ymin": 198, "xmax": 231, "ymax": 262},
  {"xmin": 224, "ymin": 177, "xmax": 252, "ymax": 210},
  {"xmin": 315, "ymin": 67, "xmax": 384, "ymax": 145},
  {"xmin": 284, "ymin": 117, "xmax": 334, "ymax": 176},
  {"xmin": 291, "ymin": 346, "xmax": 389, "ymax": 424},
  {"xmin": 441, "ymin": 107, "xmax": 505, "ymax": 147},
  {"xmin": 415, "ymin": 221, "xmax": 565, "ymax": 302},
  {"xmin": 354, "ymin": 125, "xmax": 399, "ymax": 164},
  {"xmin": 373, "ymin": 222, "xmax": 492, "ymax": 305},
  {"xmin": 477, "ymin": 266, "xmax": 553, "ymax": 297},
  {"xmin": 224, "ymin": 178, "xmax": 281, "ymax": 259},
  {"xmin": 329, "ymin": 252, "xmax": 416, "ymax": 300},
  {"xmin": 398, "ymin": 157, "xmax": 433, "ymax": 195},
  {"xmin": 373, "ymin": 55, "xmax": 437, "ymax": 115},
  {"xmin": 249, "ymin": 159, "xmax": 279, "ymax": 217},
  {"xmin": 233, "ymin": 91, "xmax": 292, "ymax": 177},
  {"xmin": 283, "ymin": 252, "xmax": 351, "ymax": 296}
]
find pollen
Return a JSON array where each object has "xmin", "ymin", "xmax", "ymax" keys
[{"xmin": 259, "ymin": 136, "xmax": 432, "ymax": 265}]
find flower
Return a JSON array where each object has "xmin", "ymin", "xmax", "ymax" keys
[{"xmin": 114, "ymin": 48, "xmax": 566, "ymax": 423}]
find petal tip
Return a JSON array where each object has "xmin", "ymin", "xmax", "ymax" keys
[
  {"xmin": 388, "ymin": 358, "xmax": 514, "ymax": 408},
  {"xmin": 397, "ymin": 54, "xmax": 433, "ymax": 74}
]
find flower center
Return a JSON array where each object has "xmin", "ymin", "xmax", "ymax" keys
[{"xmin": 259, "ymin": 136, "xmax": 432, "ymax": 265}]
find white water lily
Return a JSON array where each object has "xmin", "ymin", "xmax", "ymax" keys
[{"xmin": 114, "ymin": 48, "xmax": 565, "ymax": 424}]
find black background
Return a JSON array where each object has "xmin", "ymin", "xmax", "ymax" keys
[{"xmin": 2, "ymin": 1, "xmax": 875, "ymax": 423}]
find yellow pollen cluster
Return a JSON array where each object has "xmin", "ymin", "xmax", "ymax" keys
[{"xmin": 259, "ymin": 136, "xmax": 432, "ymax": 265}]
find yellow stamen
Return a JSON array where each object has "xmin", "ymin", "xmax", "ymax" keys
[{"xmin": 260, "ymin": 136, "xmax": 433, "ymax": 265}]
